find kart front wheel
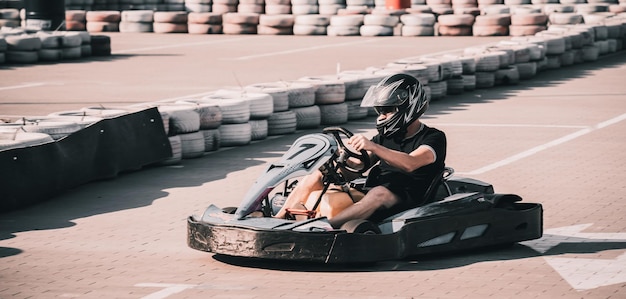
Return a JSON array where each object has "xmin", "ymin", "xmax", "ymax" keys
[{"xmin": 341, "ymin": 219, "xmax": 381, "ymax": 234}]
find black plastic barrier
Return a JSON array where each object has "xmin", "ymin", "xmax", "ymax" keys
[
  {"xmin": 0, "ymin": 107, "xmax": 171, "ymax": 212},
  {"xmin": 24, "ymin": 0, "xmax": 66, "ymax": 30}
]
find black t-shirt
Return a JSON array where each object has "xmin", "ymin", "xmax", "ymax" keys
[{"xmin": 367, "ymin": 124, "xmax": 447, "ymax": 206}]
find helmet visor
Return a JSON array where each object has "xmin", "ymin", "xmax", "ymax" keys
[
  {"xmin": 360, "ymin": 79, "xmax": 405, "ymax": 108},
  {"xmin": 374, "ymin": 106, "xmax": 399, "ymax": 115}
]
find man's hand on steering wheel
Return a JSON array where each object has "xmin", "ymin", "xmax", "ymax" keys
[
  {"xmin": 322, "ymin": 127, "xmax": 371, "ymax": 176},
  {"xmin": 348, "ymin": 134, "xmax": 376, "ymax": 152},
  {"xmin": 336, "ymin": 148, "xmax": 364, "ymax": 169}
]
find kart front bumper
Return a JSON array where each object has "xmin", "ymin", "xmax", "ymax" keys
[{"xmin": 187, "ymin": 205, "xmax": 402, "ymax": 263}]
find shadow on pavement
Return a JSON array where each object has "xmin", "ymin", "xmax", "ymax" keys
[
  {"xmin": 0, "ymin": 53, "xmax": 180, "ymax": 70},
  {"xmin": 0, "ymin": 247, "xmax": 22, "ymax": 258},
  {"xmin": 212, "ymin": 234, "xmax": 626, "ymax": 272},
  {"xmin": 0, "ymin": 135, "xmax": 291, "ymax": 241}
]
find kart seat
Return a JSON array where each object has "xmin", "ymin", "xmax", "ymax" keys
[
  {"xmin": 364, "ymin": 166, "xmax": 455, "ymax": 223},
  {"xmin": 420, "ymin": 167, "xmax": 454, "ymax": 205}
]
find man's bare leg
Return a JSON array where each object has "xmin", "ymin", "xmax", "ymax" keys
[
  {"xmin": 274, "ymin": 170, "xmax": 324, "ymax": 218},
  {"xmin": 328, "ymin": 186, "xmax": 399, "ymax": 228}
]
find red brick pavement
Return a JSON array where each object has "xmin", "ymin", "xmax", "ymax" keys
[{"xmin": 0, "ymin": 36, "xmax": 625, "ymax": 299}]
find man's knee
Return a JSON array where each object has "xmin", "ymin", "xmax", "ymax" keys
[
  {"xmin": 363, "ymin": 186, "xmax": 399, "ymax": 209},
  {"xmin": 305, "ymin": 170, "xmax": 324, "ymax": 185}
]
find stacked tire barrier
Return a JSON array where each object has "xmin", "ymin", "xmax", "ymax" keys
[
  {"xmin": 188, "ymin": 12, "xmax": 223, "ymax": 33},
  {"xmin": 120, "ymin": 10, "xmax": 155, "ymax": 32},
  {"xmin": 2, "ymin": 0, "xmax": 626, "ymax": 36},
  {"xmin": 1, "ymin": 19, "xmax": 625, "ymax": 212},
  {"xmin": 0, "ymin": 27, "xmax": 111, "ymax": 64}
]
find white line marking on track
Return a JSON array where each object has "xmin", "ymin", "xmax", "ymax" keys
[
  {"xmin": 224, "ymin": 38, "xmax": 380, "ymax": 61},
  {"xmin": 432, "ymin": 123, "xmax": 589, "ymax": 129},
  {"xmin": 460, "ymin": 128, "xmax": 592, "ymax": 175},
  {"xmin": 457, "ymin": 113, "xmax": 626, "ymax": 175},
  {"xmin": 136, "ymin": 282, "xmax": 254, "ymax": 298},
  {"xmin": 136, "ymin": 283, "xmax": 197, "ymax": 299},
  {"xmin": 596, "ymin": 112, "xmax": 626, "ymax": 129},
  {"xmin": 113, "ymin": 36, "xmax": 257, "ymax": 54},
  {"xmin": 157, "ymin": 91, "xmax": 218, "ymax": 102},
  {"xmin": 524, "ymin": 223, "xmax": 626, "ymax": 291},
  {"xmin": 0, "ymin": 82, "xmax": 47, "ymax": 91}
]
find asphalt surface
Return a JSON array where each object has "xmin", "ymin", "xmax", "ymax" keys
[{"xmin": 1, "ymin": 33, "xmax": 625, "ymax": 299}]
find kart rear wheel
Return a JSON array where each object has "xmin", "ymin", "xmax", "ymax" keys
[{"xmin": 341, "ymin": 219, "xmax": 381, "ymax": 234}]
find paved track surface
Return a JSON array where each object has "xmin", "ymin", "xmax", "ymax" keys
[
  {"xmin": 1, "ymin": 34, "xmax": 625, "ymax": 298},
  {"xmin": 1, "ymin": 34, "xmax": 505, "ymax": 117}
]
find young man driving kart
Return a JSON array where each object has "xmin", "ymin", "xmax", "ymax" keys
[{"xmin": 275, "ymin": 73, "xmax": 447, "ymax": 229}]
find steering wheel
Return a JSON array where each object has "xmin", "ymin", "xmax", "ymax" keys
[{"xmin": 322, "ymin": 127, "xmax": 371, "ymax": 175}]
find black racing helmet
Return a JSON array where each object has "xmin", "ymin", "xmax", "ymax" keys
[{"xmin": 361, "ymin": 73, "xmax": 429, "ymax": 139}]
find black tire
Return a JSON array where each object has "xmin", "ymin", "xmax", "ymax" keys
[{"xmin": 340, "ymin": 219, "xmax": 381, "ymax": 234}]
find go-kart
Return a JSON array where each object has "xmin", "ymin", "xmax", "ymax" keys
[{"xmin": 187, "ymin": 127, "xmax": 543, "ymax": 263}]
